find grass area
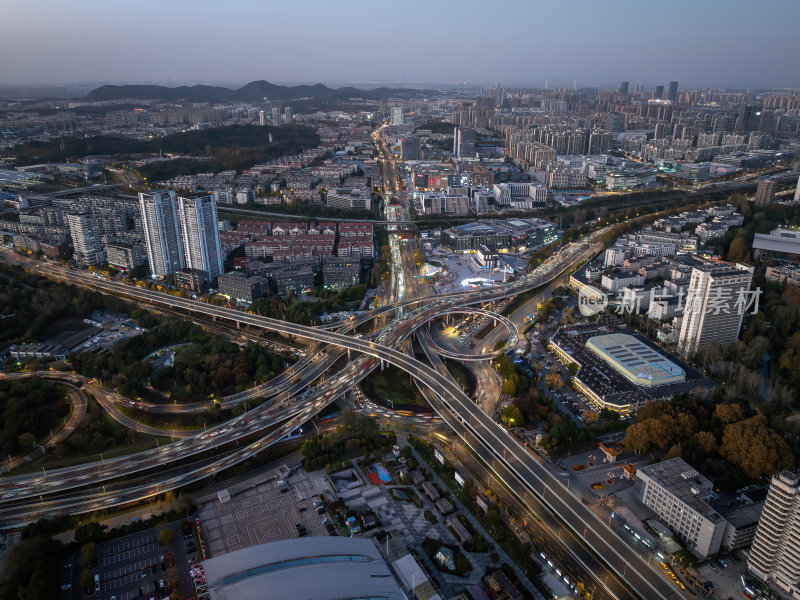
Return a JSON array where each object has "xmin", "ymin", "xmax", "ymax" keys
[
  {"xmin": 16, "ymin": 437, "xmax": 170, "ymax": 474},
  {"xmin": 445, "ymin": 359, "xmax": 469, "ymax": 389},
  {"xmin": 389, "ymin": 486, "xmax": 423, "ymax": 508},
  {"xmin": 19, "ymin": 397, "xmax": 170, "ymax": 472},
  {"xmin": 360, "ymin": 365, "xmax": 428, "ymax": 409},
  {"xmin": 117, "ymin": 405, "xmax": 206, "ymax": 431},
  {"xmin": 501, "ymin": 284, "xmax": 546, "ymax": 315},
  {"xmin": 421, "ymin": 537, "xmax": 473, "ymax": 577}
]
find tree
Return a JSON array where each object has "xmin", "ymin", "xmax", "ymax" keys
[
  {"xmin": 502, "ymin": 378, "xmax": 517, "ymax": 397},
  {"xmin": 80, "ymin": 568, "xmax": 94, "ymax": 594},
  {"xmin": 75, "ymin": 522, "xmax": 106, "ymax": 545},
  {"xmin": 727, "ymin": 237, "xmax": 750, "ymax": 263},
  {"xmin": 157, "ymin": 527, "xmax": 174, "ymax": 546},
  {"xmin": 714, "ymin": 403, "xmax": 744, "ymax": 425},
  {"xmin": 695, "ymin": 431, "xmax": 718, "ymax": 455},
  {"xmin": 79, "ymin": 542, "xmax": 96, "ymax": 567},
  {"xmin": 719, "ymin": 415, "xmax": 794, "ymax": 479},
  {"xmin": 16, "ymin": 432, "xmax": 35, "ymax": 449},
  {"xmin": 502, "ymin": 404, "xmax": 524, "ymax": 428},
  {"xmin": 583, "ymin": 409, "xmax": 599, "ymax": 425},
  {"xmin": 624, "ymin": 422, "xmax": 654, "ymax": 454},
  {"xmin": 568, "ymin": 362, "xmax": 579, "ymax": 376}
]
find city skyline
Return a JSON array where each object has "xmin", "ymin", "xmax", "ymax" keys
[{"xmin": 2, "ymin": 0, "xmax": 799, "ymax": 89}]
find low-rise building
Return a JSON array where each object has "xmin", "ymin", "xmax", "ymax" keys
[
  {"xmin": 435, "ymin": 498, "xmax": 454, "ymax": 515},
  {"xmin": 174, "ymin": 268, "xmax": 209, "ymax": 293}
]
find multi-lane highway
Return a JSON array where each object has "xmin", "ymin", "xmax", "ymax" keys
[
  {"xmin": 0, "ymin": 224, "xmax": 594, "ymax": 506},
  {"xmin": 0, "ymin": 129, "xmax": 676, "ymax": 600}
]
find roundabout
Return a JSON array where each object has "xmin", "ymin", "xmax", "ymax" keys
[{"xmin": 424, "ymin": 307, "xmax": 519, "ymax": 361}]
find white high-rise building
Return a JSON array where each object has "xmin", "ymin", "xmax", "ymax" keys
[
  {"xmin": 453, "ymin": 127, "xmax": 475, "ymax": 159},
  {"xmin": 177, "ymin": 194, "xmax": 224, "ymax": 281},
  {"xmin": 138, "ymin": 190, "xmax": 185, "ymax": 278},
  {"xmin": 390, "ymin": 107, "xmax": 404, "ymax": 126},
  {"xmin": 676, "ymin": 260, "xmax": 754, "ymax": 358},
  {"xmin": 67, "ymin": 212, "xmax": 104, "ymax": 265},
  {"xmin": 259, "ymin": 110, "xmax": 265, "ymax": 126},
  {"xmin": 272, "ymin": 106, "xmax": 281, "ymax": 125},
  {"xmin": 748, "ymin": 471, "xmax": 800, "ymax": 598},
  {"xmin": 794, "ymin": 174, "xmax": 800, "ymax": 203}
]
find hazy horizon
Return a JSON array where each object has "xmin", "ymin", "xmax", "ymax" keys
[{"xmin": 2, "ymin": 0, "xmax": 799, "ymax": 89}]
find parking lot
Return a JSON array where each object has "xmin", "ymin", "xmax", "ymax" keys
[
  {"xmin": 77, "ymin": 523, "xmax": 194, "ymax": 600},
  {"xmin": 199, "ymin": 467, "xmax": 329, "ymax": 556}
]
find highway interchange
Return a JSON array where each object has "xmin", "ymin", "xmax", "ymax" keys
[{"xmin": 0, "ymin": 127, "xmax": 689, "ymax": 600}]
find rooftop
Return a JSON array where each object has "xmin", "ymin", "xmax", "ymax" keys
[
  {"xmin": 202, "ymin": 537, "xmax": 406, "ymax": 600},
  {"xmin": 638, "ymin": 458, "xmax": 725, "ymax": 524},
  {"xmin": 586, "ymin": 333, "xmax": 685, "ymax": 387}
]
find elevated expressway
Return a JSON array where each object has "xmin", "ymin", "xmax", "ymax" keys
[
  {"xmin": 424, "ymin": 307, "xmax": 518, "ymax": 361},
  {"xmin": 0, "ymin": 229, "xmax": 689, "ymax": 599},
  {"xmin": 0, "ymin": 233, "xmax": 596, "ymax": 505}
]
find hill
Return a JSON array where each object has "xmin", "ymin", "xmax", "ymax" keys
[{"xmin": 87, "ymin": 80, "xmax": 430, "ymax": 102}]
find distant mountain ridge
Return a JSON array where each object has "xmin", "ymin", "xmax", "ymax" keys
[{"xmin": 86, "ymin": 80, "xmax": 428, "ymax": 102}]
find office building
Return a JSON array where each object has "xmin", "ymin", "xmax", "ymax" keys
[
  {"xmin": 676, "ymin": 261, "xmax": 754, "ymax": 359},
  {"xmin": 619, "ymin": 81, "xmax": 629, "ymax": 95},
  {"xmin": 667, "ymin": 81, "xmax": 679, "ymax": 102},
  {"xmin": 67, "ymin": 212, "xmax": 104, "ymax": 265},
  {"xmin": 755, "ymin": 179, "xmax": 779, "ymax": 208},
  {"xmin": 272, "ymin": 106, "xmax": 281, "ymax": 125},
  {"xmin": 748, "ymin": 471, "xmax": 800, "ymax": 598},
  {"xmin": 633, "ymin": 458, "xmax": 727, "ymax": 558},
  {"xmin": 139, "ymin": 190, "xmax": 185, "ymax": 278},
  {"xmin": 258, "ymin": 110, "xmax": 265, "ymax": 126},
  {"xmin": 283, "ymin": 106, "xmax": 293, "ymax": 123},
  {"xmin": 654, "ymin": 85, "xmax": 664, "ymax": 99},
  {"xmin": 453, "ymin": 126, "xmax": 476, "ymax": 159},
  {"xmin": 105, "ymin": 238, "xmax": 145, "ymax": 271},
  {"xmin": 217, "ymin": 271, "xmax": 266, "ymax": 302},
  {"xmin": 390, "ymin": 107, "xmax": 404, "ymax": 126},
  {"xmin": 177, "ymin": 194, "xmax": 224, "ymax": 280}
]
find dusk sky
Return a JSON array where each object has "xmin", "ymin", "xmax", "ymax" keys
[{"xmin": 2, "ymin": 0, "xmax": 799, "ymax": 89}]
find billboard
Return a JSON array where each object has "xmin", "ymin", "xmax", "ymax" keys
[
  {"xmin": 434, "ymin": 449, "xmax": 444, "ymax": 465},
  {"xmin": 454, "ymin": 471, "xmax": 465, "ymax": 487}
]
